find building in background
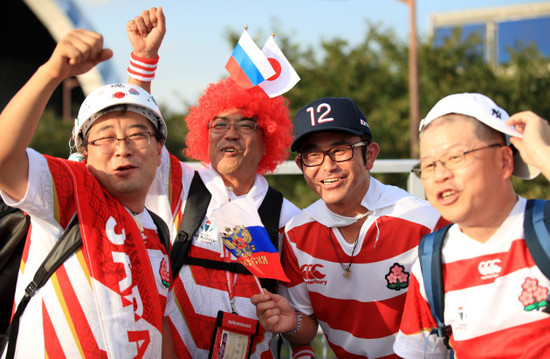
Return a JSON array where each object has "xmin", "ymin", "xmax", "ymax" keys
[
  {"xmin": 430, "ymin": 2, "xmax": 550, "ymax": 66},
  {"xmin": 1, "ymin": 0, "xmax": 119, "ymax": 122}
]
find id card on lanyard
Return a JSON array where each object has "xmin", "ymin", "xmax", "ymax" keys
[
  {"xmin": 208, "ymin": 243, "xmax": 260, "ymax": 359},
  {"xmin": 208, "ymin": 310, "xmax": 259, "ymax": 359}
]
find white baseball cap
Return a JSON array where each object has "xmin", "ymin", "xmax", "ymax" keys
[
  {"xmin": 419, "ymin": 93, "xmax": 540, "ymax": 180},
  {"xmin": 72, "ymin": 83, "xmax": 166, "ymax": 150}
]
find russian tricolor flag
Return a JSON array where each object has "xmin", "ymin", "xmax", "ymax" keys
[
  {"xmin": 225, "ymin": 29, "xmax": 276, "ymax": 89},
  {"xmin": 213, "ymin": 198, "xmax": 289, "ymax": 282}
]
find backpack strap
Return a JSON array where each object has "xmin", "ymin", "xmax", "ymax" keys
[
  {"xmin": 170, "ymin": 171, "xmax": 211, "ymax": 279},
  {"xmin": 170, "ymin": 172, "xmax": 284, "ymax": 293},
  {"xmin": 2, "ymin": 214, "xmax": 81, "ymax": 359},
  {"xmin": 149, "ymin": 209, "xmax": 171, "ymax": 253},
  {"xmin": 257, "ymin": 186, "xmax": 283, "ymax": 293},
  {"xmin": 259, "ymin": 186, "xmax": 283, "ymax": 249},
  {"xmin": 0, "ymin": 201, "xmax": 30, "ymax": 275},
  {"xmin": 418, "ymin": 224, "xmax": 453, "ymax": 348},
  {"xmin": 0, "ymin": 201, "xmax": 30, "ymax": 335},
  {"xmin": 523, "ymin": 199, "xmax": 550, "ymax": 280}
]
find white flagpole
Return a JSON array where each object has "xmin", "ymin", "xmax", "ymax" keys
[{"xmin": 254, "ymin": 275, "xmax": 265, "ymax": 293}]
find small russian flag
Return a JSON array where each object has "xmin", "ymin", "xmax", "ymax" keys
[
  {"xmin": 225, "ymin": 29, "xmax": 276, "ymax": 89},
  {"xmin": 212, "ymin": 197, "xmax": 290, "ymax": 282}
]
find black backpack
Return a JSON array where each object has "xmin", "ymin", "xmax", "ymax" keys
[
  {"xmin": 0, "ymin": 199, "xmax": 170, "ymax": 359},
  {"xmin": 0, "ymin": 199, "xmax": 30, "ymax": 334},
  {"xmin": 170, "ymin": 171, "xmax": 284, "ymax": 294},
  {"xmin": 418, "ymin": 199, "xmax": 550, "ymax": 356}
]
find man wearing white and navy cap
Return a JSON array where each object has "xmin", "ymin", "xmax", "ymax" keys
[
  {"xmin": 252, "ymin": 97, "xmax": 447, "ymax": 358},
  {"xmin": 394, "ymin": 93, "xmax": 550, "ymax": 358}
]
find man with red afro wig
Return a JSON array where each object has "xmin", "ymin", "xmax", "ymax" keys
[
  {"xmin": 185, "ymin": 77, "xmax": 293, "ymax": 175},
  {"xmin": 126, "ymin": 7, "xmax": 307, "ymax": 358}
]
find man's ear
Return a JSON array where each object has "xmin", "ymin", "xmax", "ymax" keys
[
  {"xmin": 295, "ymin": 156, "xmax": 303, "ymax": 172},
  {"xmin": 365, "ymin": 142, "xmax": 380, "ymax": 170},
  {"xmin": 500, "ymin": 145, "xmax": 515, "ymax": 179}
]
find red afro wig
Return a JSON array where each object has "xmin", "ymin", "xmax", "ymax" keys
[{"xmin": 184, "ymin": 77, "xmax": 293, "ymax": 174}]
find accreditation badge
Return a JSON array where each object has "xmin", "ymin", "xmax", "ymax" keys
[
  {"xmin": 197, "ymin": 217, "xmax": 218, "ymax": 244},
  {"xmin": 208, "ymin": 311, "xmax": 259, "ymax": 359}
]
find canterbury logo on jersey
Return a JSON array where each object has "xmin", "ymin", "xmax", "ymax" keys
[
  {"xmin": 300, "ymin": 264, "xmax": 327, "ymax": 285},
  {"xmin": 478, "ymin": 259, "xmax": 502, "ymax": 279}
]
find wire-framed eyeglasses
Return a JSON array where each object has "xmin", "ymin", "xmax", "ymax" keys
[
  {"xmin": 87, "ymin": 132, "xmax": 153, "ymax": 154},
  {"xmin": 207, "ymin": 118, "xmax": 259, "ymax": 134},
  {"xmin": 411, "ymin": 143, "xmax": 504, "ymax": 178},
  {"xmin": 299, "ymin": 141, "xmax": 368, "ymax": 167}
]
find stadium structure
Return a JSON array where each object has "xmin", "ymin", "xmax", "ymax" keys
[
  {"xmin": 430, "ymin": 2, "xmax": 550, "ymax": 65},
  {"xmin": 2, "ymin": 0, "xmax": 119, "ymax": 122}
]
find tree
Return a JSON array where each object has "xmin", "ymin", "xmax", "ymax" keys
[{"xmin": 30, "ymin": 22, "xmax": 550, "ymax": 207}]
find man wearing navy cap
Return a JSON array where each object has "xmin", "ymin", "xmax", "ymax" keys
[{"xmin": 252, "ymin": 97, "xmax": 446, "ymax": 358}]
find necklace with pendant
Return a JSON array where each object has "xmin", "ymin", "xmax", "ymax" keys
[{"xmin": 329, "ymin": 231, "xmax": 360, "ymax": 278}]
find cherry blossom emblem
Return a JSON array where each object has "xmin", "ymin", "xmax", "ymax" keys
[
  {"xmin": 519, "ymin": 277, "xmax": 548, "ymax": 312},
  {"xmin": 160, "ymin": 257, "xmax": 170, "ymax": 288},
  {"xmin": 385, "ymin": 263, "xmax": 410, "ymax": 291}
]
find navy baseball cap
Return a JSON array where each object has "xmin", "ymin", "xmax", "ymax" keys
[{"xmin": 291, "ymin": 97, "xmax": 372, "ymax": 152}]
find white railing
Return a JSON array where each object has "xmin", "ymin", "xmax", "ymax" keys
[{"xmin": 184, "ymin": 159, "xmax": 424, "ymax": 198}]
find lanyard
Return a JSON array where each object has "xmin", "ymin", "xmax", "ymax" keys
[{"xmin": 223, "ymin": 245, "xmax": 238, "ymax": 314}]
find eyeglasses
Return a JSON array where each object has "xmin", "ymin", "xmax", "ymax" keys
[
  {"xmin": 208, "ymin": 118, "xmax": 259, "ymax": 134},
  {"xmin": 299, "ymin": 141, "xmax": 368, "ymax": 167},
  {"xmin": 411, "ymin": 143, "xmax": 504, "ymax": 178},
  {"xmin": 87, "ymin": 132, "xmax": 152, "ymax": 153}
]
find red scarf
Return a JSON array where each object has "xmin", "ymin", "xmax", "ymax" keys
[{"xmin": 50, "ymin": 157, "xmax": 163, "ymax": 357}]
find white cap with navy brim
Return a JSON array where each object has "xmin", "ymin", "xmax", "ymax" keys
[{"xmin": 419, "ymin": 93, "xmax": 540, "ymax": 180}]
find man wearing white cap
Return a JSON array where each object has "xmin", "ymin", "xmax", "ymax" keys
[
  {"xmin": 394, "ymin": 93, "xmax": 550, "ymax": 358},
  {"xmin": 0, "ymin": 30, "xmax": 174, "ymax": 357}
]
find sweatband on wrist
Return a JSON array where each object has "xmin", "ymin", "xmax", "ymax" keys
[
  {"xmin": 292, "ymin": 345, "xmax": 315, "ymax": 359},
  {"xmin": 127, "ymin": 52, "xmax": 159, "ymax": 82}
]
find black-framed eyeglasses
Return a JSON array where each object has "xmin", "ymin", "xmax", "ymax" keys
[
  {"xmin": 299, "ymin": 141, "xmax": 368, "ymax": 167},
  {"xmin": 411, "ymin": 143, "xmax": 504, "ymax": 178},
  {"xmin": 208, "ymin": 118, "xmax": 259, "ymax": 134},
  {"xmin": 87, "ymin": 132, "xmax": 152, "ymax": 154}
]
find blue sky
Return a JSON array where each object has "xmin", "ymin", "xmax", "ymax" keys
[{"xmin": 72, "ymin": 0, "xmax": 548, "ymax": 113}]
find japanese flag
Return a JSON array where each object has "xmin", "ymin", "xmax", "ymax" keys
[{"xmin": 258, "ymin": 36, "xmax": 300, "ymax": 98}]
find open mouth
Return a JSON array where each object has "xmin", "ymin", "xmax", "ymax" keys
[
  {"xmin": 115, "ymin": 164, "xmax": 137, "ymax": 172},
  {"xmin": 321, "ymin": 178, "xmax": 342, "ymax": 184},
  {"xmin": 440, "ymin": 190, "xmax": 456, "ymax": 199}
]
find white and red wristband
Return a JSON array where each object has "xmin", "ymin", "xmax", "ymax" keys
[
  {"xmin": 292, "ymin": 345, "xmax": 315, "ymax": 359},
  {"xmin": 127, "ymin": 52, "xmax": 159, "ymax": 82}
]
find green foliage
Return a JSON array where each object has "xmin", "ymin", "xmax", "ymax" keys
[
  {"xmin": 275, "ymin": 23, "xmax": 550, "ymax": 204},
  {"xmin": 162, "ymin": 107, "xmax": 191, "ymax": 160},
  {"xmin": 30, "ymin": 110, "xmax": 74, "ymax": 158},
  {"xmin": 35, "ymin": 22, "xmax": 550, "ymax": 206}
]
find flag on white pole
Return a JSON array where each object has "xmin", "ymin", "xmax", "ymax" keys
[
  {"xmin": 225, "ymin": 29, "xmax": 276, "ymax": 89},
  {"xmin": 258, "ymin": 35, "xmax": 300, "ymax": 98}
]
